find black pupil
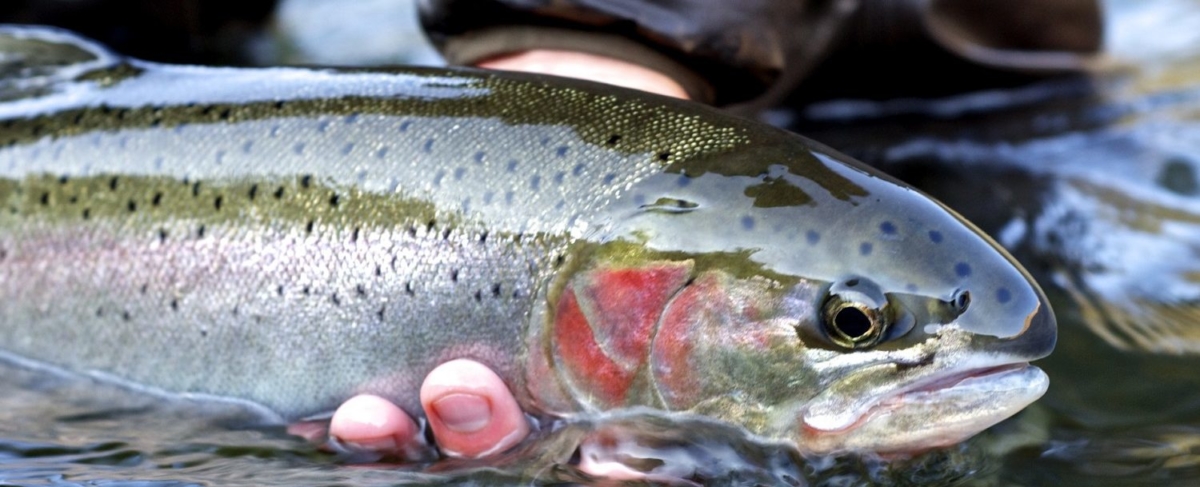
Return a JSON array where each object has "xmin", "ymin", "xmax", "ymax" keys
[{"xmin": 834, "ymin": 307, "xmax": 873, "ymax": 339}]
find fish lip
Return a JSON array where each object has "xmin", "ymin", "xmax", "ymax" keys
[{"xmin": 801, "ymin": 358, "xmax": 1037, "ymax": 433}]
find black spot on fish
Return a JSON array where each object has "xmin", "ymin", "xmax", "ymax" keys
[
  {"xmin": 441, "ymin": 227, "xmax": 452, "ymax": 240},
  {"xmin": 741, "ymin": 216, "xmax": 755, "ymax": 231},
  {"xmin": 152, "ymin": 192, "xmax": 163, "ymax": 206},
  {"xmin": 375, "ymin": 265, "xmax": 382, "ymax": 277},
  {"xmin": 139, "ymin": 284, "xmax": 148, "ymax": 295},
  {"xmin": 302, "ymin": 286, "xmax": 311, "ymax": 296},
  {"xmin": 109, "ymin": 176, "xmax": 119, "ymax": 191},
  {"xmin": 554, "ymin": 255, "xmax": 566, "ymax": 268},
  {"xmin": 213, "ymin": 196, "xmax": 222, "ymax": 211},
  {"xmin": 929, "ymin": 230, "xmax": 944, "ymax": 244},
  {"xmin": 556, "ymin": 146, "xmax": 569, "ymax": 157},
  {"xmin": 197, "ymin": 225, "xmax": 206, "ymax": 238},
  {"xmin": 58, "ymin": 175, "xmax": 68, "ymax": 185},
  {"xmin": 300, "ymin": 175, "xmax": 312, "ymax": 189},
  {"xmin": 277, "ymin": 285, "xmax": 284, "ymax": 296},
  {"xmin": 405, "ymin": 282, "xmax": 415, "ymax": 296},
  {"xmin": 121, "ymin": 310, "xmax": 131, "ymax": 322},
  {"xmin": 376, "ymin": 147, "xmax": 390, "ymax": 159},
  {"xmin": 573, "ymin": 164, "xmax": 585, "ymax": 177},
  {"xmin": 200, "ymin": 329, "xmax": 207, "ymax": 337},
  {"xmin": 331, "ymin": 293, "xmax": 341, "ymax": 306},
  {"xmin": 341, "ymin": 143, "xmax": 354, "ymax": 155},
  {"xmin": 170, "ymin": 299, "xmax": 178, "ymax": 311},
  {"xmin": 39, "ymin": 192, "xmax": 49, "ymax": 206},
  {"xmin": 377, "ymin": 305, "xmax": 386, "ymax": 320},
  {"xmin": 860, "ymin": 242, "xmax": 873, "ymax": 256},
  {"xmin": 82, "ymin": 208, "xmax": 91, "ymax": 220},
  {"xmin": 955, "ymin": 262, "xmax": 972, "ymax": 278},
  {"xmin": 603, "ymin": 173, "xmax": 617, "ymax": 185},
  {"xmin": 530, "ymin": 175, "xmax": 541, "ymax": 191},
  {"xmin": 293, "ymin": 142, "xmax": 305, "ymax": 155},
  {"xmin": 247, "ymin": 185, "xmax": 257, "ymax": 201},
  {"xmin": 492, "ymin": 283, "xmax": 502, "ymax": 297},
  {"xmin": 607, "ymin": 134, "xmax": 622, "ymax": 145},
  {"xmin": 351, "ymin": 227, "xmax": 360, "ymax": 243},
  {"xmin": 274, "ymin": 100, "xmax": 286, "ymax": 110},
  {"xmin": 95, "ymin": 307, "xmax": 103, "ymax": 317},
  {"xmin": 845, "ymin": 278, "xmax": 860, "ymax": 287},
  {"xmin": 454, "ymin": 167, "xmax": 466, "ymax": 181},
  {"xmin": 399, "ymin": 121, "xmax": 411, "ymax": 132},
  {"xmin": 880, "ymin": 221, "xmax": 897, "ymax": 235},
  {"xmin": 192, "ymin": 182, "xmax": 201, "ymax": 197},
  {"xmin": 479, "ymin": 231, "xmax": 489, "ymax": 243},
  {"xmin": 274, "ymin": 186, "xmax": 285, "ymax": 199},
  {"xmin": 305, "ymin": 220, "xmax": 315, "ymax": 234},
  {"xmin": 127, "ymin": 200, "xmax": 137, "ymax": 212},
  {"xmin": 997, "ymin": 288, "xmax": 1012, "ymax": 304},
  {"xmin": 158, "ymin": 228, "xmax": 168, "ymax": 243},
  {"xmin": 474, "ymin": 151, "xmax": 486, "ymax": 164},
  {"xmin": 507, "ymin": 160, "xmax": 518, "ymax": 172},
  {"xmin": 329, "ymin": 194, "xmax": 340, "ymax": 207},
  {"xmin": 423, "ymin": 138, "xmax": 435, "ymax": 153},
  {"xmin": 426, "ymin": 219, "xmax": 436, "ymax": 233},
  {"xmin": 407, "ymin": 225, "xmax": 418, "ymax": 237},
  {"xmin": 355, "ymin": 284, "xmax": 366, "ymax": 297},
  {"xmin": 806, "ymin": 230, "xmax": 820, "ymax": 245},
  {"xmin": 68, "ymin": 196, "xmax": 77, "ymax": 204},
  {"xmin": 218, "ymin": 108, "xmax": 231, "ymax": 120},
  {"xmin": 657, "ymin": 151, "xmax": 671, "ymax": 162}
]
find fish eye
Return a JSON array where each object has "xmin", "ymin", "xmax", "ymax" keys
[{"xmin": 820, "ymin": 277, "xmax": 890, "ymax": 349}]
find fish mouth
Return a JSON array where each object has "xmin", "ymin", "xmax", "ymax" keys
[{"xmin": 799, "ymin": 361, "xmax": 1049, "ymax": 454}]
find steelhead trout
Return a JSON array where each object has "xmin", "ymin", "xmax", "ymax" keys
[{"xmin": 0, "ymin": 26, "xmax": 1055, "ymax": 455}]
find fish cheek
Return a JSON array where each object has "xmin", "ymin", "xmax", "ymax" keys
[
  {"xmin": 651, "ymin": 271, "xmax": 818, "ymax": 414},
  {"xmin": 549, "ymin": 261, "xmax": 693, "ymax": 409}
]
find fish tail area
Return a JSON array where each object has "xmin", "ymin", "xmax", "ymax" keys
[{"xmin": 0, "ymin": 25, "xmax": 122, "ymax": 104}]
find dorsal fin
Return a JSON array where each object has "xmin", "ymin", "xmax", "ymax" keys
[{"xmin": 0, "ymin": 25, "xmax": 120, "ymax": 103}]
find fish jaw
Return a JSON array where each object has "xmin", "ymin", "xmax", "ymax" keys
[
  {"xmin": 798, "ymin": 361, "xmax": 1048, "ymax": 455},
  {"xmin": 792, "ymin": 325, "xmax": 1051, "ymax": 455}
]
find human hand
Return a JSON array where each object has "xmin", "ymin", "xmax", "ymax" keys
[
  {"xmin": 289, "ymin": 359, "xmax": 530, "ymax": 461},
  {"xmin": 477, "ymin": 49, "xmax": 691, "ymax": 100}
]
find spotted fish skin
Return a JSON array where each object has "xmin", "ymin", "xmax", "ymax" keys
[{"xmin": 0, "ymin": 26, "xmax": 1053, "ymax": 453}]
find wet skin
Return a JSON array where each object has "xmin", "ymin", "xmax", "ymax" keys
[{"xmin": 315, "ymin": 50, "xmax": 688, "ymax": 462}]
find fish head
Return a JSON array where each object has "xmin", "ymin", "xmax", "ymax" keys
[{"xmin": 542, "ymin": 136, "xmax": 1055, "ymax": 455}]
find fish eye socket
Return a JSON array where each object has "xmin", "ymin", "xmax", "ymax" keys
[
  {"xmin": 822, "ymin": 297, "xmax": 887, "ymax": 349},
  {"xmin": 952, "ymin": 290, "xmax": 971, "ymax": 313}
]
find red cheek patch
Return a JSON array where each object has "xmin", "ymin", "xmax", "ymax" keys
[
  {"xmin": 651, "ymin": 271, "xmax": 729, "ymax": 409},
  {"xmin": 552, "ymin": 262, "xmax": 692, "ymax": 408}
]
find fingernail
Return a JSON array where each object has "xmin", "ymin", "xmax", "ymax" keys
[{"xmin": 432, "ymin": 393, "xmax": 492, "ymax": 433}]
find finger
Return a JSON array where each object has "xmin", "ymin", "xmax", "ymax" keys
[
  {"xmin": 477, "ymin": 50, "xmax": 691, "ymax": 100},
  {"xmin": 328, "ymin": 394, "xmax": 431, "ymax": 461},
  {"xmin": 420, "ymin": 359, "xmax": 530, "ymax": 459}
]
